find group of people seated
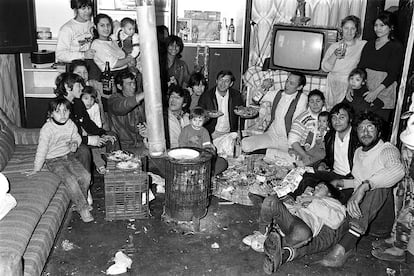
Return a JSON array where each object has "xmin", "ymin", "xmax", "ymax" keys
[{"xmin": 27, "ymin": 0, "xmax": 412, "ymax": 273}]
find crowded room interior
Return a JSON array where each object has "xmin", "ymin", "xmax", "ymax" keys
[{"xmin": 1, "ymin": 0, "xmax": 414, "ymax": 275}]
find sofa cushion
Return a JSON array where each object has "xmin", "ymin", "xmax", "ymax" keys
[
  {"xmin": 0, "ymin": 167, "xmax": 61, "ymax": 261},
  {"xmin": 2, "ymin": 145, "xmax": 38, "ymax": 174},
  {"xmin": 0, "ymin": 118, "xmax": 15, "ymax": 171}
]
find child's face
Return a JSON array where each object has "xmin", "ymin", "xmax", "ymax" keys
[
  {"xmin": 318, "ymin": 116, "xmax": 329, "ymax": 129},
  {"xmin": 349, "ymin": 74, "xmax": 365, "ymax": 90},
  {"xmin": 122, "ymin": 23, "xmax": 135, "ymax": 36},
  {"xmin": 191, "ymin": 117, "xmax": 204, "ymax": 130},
  {"xmin": 51, "ymin": 104, "xmax": 70, "ymax": 124},
  {"xmin": 81, "ymin": 94, "xmax": 95, "ymax": 110},
  {"xmin": 313, "ymin": 183, "xmax": 330, "ymax": 197},
  {"xmin": 192, "ymin": 83, "xmax": 205, "ymax": 96}
]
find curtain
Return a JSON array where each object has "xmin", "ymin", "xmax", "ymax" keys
[
  {"xmin": 248, "ymin": 0, "xmax": 367, "ymax": 67},
  {"xmin": 0, "ymin": 55, "xmax": 20, "ymax": 126}
]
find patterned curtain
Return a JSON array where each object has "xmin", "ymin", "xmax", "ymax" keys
[
  {"xmin": 0, "ymin": 55, "xmax": 20, "ymax": 126},
  {"xmin": 248, "ymin": 0, "xmax": 367, "ymax": 67}
]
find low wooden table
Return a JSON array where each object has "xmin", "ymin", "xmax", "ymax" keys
[{"xmin": 104, "ymin": 159, "xmax": 150, "ymax": 221}]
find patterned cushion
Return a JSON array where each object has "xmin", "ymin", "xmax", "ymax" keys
[
  {"xmin": 0, "ymin": 117, "xmax": 15, "ymax": 171},
  {"xmin": 0, "ymin": 171, "xmax": 61, "ymax": 260},
  {"xmin": 23, "ymin": 184, "xmax": 70, "ymax": 276}
]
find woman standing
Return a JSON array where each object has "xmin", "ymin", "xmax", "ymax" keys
[
  {"xmin": 322, "ymin": 15, "xmax": 366, "ymax": 110},
  {"xmin": 165, "ymin": 35, "xmax": 190, "ymax": 88},
  {"xmin": 56, "ymin": 0, "xmax": 95, "ymax": 63},
  {"xmin": 355, "ymin": 11, "xmax": 403, "ymax": 128},
  {"xmin": 90, "ymin": 14, "xmax": 136, "ymax": 73}
]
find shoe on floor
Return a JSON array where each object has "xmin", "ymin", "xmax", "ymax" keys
[
  {"xmin": 263, "ymin": 230, "xmax": 282, "ymax": 274},
  {"xmin": 242, "ymin": 231, "xmax": 266, "ymax": 252},
  {"xmin": 96, "ymin": 166, "xmax": 107, "ymax": 175},
  {"xmin": 79, "ymin": 208, "xmax": 94, "ymax": 223},
  {"xmin": 318, "ymin": 244, "xmax": 353, "ymax": 267},
  {"xmin": 371, "ymin": 246, "xmax": 405, "ymax": 262},
  {"xmin": 372, "ymin": 237, "xmax": 394, "ymax": 251}
]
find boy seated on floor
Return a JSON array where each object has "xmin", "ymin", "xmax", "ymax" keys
[{"xmin": 242, "ymin": 182, "xmax": 346, "ymax": 253}]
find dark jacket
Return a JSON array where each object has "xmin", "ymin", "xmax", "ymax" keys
[
  {"xmin": 197, "ymin": 87, "xmax": 244, "ymax": 134},
  {"xmin": 319, "ymin": 127, "xmax": 360, "ymax": 174}
]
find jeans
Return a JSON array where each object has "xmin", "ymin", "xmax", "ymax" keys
[
  {"xmin": 74, "ymin": 144, "xmax": 92, "ymax": 173},
  {"xmin": 45, "ymin": 153, "xmax": 91, "ymax": 212}
]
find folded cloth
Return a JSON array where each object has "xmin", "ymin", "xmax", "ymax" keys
[{"xmin": 0, "ymin": 173, "xmax": 17, "ymax": 221}]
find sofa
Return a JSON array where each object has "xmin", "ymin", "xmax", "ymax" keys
[{"xmin": 0, "ymin": 108, "xmax": 70, "ymax": 276}]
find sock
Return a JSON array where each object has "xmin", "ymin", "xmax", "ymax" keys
[{"xmin": 339, "ymin": 230, "xmax": 361, "ymax": 252}]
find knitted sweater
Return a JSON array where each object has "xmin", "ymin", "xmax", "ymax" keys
[
  {"xmin": 34, "ymin": 119, "xmax": 81, "ymax": 171},
  {"xmin": 288, "ymin": 108, "xmax": 318, "ymax": 148},
  {"xmin": 343, "ymin": 140, "xmax": 404, "ymax": 189},
  {"xmin": 56, "ymin": 19, "xmax": 94, "ymax": 62}
]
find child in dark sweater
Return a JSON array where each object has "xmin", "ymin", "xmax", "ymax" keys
[{"xmin": 343, "ymin": 68, "xmax": 384, "ymax": 114}]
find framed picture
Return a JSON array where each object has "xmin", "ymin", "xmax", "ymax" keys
[{"xmin": 176, "ymin": 18, "xmax": 191, "ymax": 42}]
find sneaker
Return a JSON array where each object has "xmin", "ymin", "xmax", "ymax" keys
[
  {"xmin": 371, "ymin": 246, "xmax": 405, "ymax": 262},
  {"xmin": 263, "ymin": 230, "xmax": 282, "ymax": 274},
  {"xmin": 96, "ymin": 166, "xmax": 107, "ymax": 175},
  {"xmin": 242, "ymin": 231, "xmax": 266, "ymax": 248},
  {"xmin": 79, "ymin": 208, "xmax": 94, "ymax": 223}
]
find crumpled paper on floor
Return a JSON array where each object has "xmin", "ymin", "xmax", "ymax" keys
[{"xmin": 106, "ymin": 251, "xmax": 132, "ymax": 275}]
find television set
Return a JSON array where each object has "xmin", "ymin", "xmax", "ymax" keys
[{"xmin": 268, "ymin": 24, "xmax": 338, "ymax": 76}]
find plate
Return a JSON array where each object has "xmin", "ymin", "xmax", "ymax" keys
[
  {"xmin": 168, "ymin": 148, "xmax": 199, "ymax": 160},
  {"xmin": 107, "ymin": 150, "xmax": 133, "ymax": 162},
  {"xmin": 234, "ymin": 106, "xmax": 259, "ymax": 119},
  {"xmin": 116, "ymin": 161, "xmax": 140, "ymax": 171},
  {"xmin": 207, "ymin": 110, "xmax": 224, "ymax": 118}
]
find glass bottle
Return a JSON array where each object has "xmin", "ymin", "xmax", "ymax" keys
[
  {"xmin": 228, "ymin": 18, "xmax": 235, "ymax": 42},
  {"xmin": 220, "ymin": 18, "xmax": 228, "ymax": 44},
  {"xmin": 101, "ymin": 61, "xmax": 113, "ymax": 95}
]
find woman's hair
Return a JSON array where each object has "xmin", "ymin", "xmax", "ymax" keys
[
  {"xmin": 190, "ymin": 107, "xmax": 207, "ymax": 120},
  {"xmin": 375, "ymin": 11, "xmax": 397, "ymax": 40},
  {"xmin": 54, "ymin": 72, "xmax": 85, "ymax": 97},
  {"xmin": 81, "ymin": 86, "xmax": 98, "ymax": 101},
  {"xmin": 308, "ymin": 89, "xmax": 325, "ymax": 103},
  {"xmin": 70, "ymin": 0, "xmax": 92, "ymax": 10},
  {"xmin": 349, "ymin": 68, "xmax": 367, "ymax": 81},
  {"xmin": 188, "ymin": 72, "xmax": 208, "ymax": 89},
  {"xmin": 354, "ymin": 111, "xmax": 383, "ymax": 134},
  {"xmin": 68, "ymin": 59, "xmax": 89, "ymax": 73},
  {"xmin": 93, "ymin": 14, "xmax": 113, "ymax": 39},
  {"xmin": 47, "ymin": 97, "xmax": 72, "ymax": 118},
  {"xmin": 341, "ymin": 15, "xmax": 362, "ymax": 38},
  {"xmin": 165, "ymin": 35, "xmax": 184, "ymax": 58},
  {"xmin": 168, "ymin": 84, "xmax": 191, "ymax": 113}
]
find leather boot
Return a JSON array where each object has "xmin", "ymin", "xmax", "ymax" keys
[{"xmin": 318, "ymin": 244, "xmax": 353, "ymax": 267}]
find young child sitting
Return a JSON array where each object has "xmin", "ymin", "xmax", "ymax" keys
[
  {"xmin": 29, "ymin": 98, "xmax": 94, "ymax": 223},
  {"xmin": 342, "ymin": 68, "xmax": 384, "ymax": 114},
  {"xmin": 114, "ymin": 17, "xmax": 141, "ymax": 73},
  {"xmin": 243, "ymin": 183, "xmax": 345, "ymax": 253},
  {"xmin": 81, "ymin": 86, "xmax": 107, "ymax": 174},
  {"xmin": 178, "ymin": 107, "xmax": 215, "ymax": 151},
  {"xmin": 304, "ymin": 111, "xmax": 329, "ymax": 164}
]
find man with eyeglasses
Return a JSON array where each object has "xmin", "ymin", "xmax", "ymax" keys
[
  {"xmin": 260, "ymin": 111, "xmax": 404, "ymax": 273},
  {"xmin": 198, "ymin": 70, "xmax": 244, "ymax": 138}
]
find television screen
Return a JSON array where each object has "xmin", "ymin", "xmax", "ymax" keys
[{"xmin": 272, "ymin": 30, "xmax": 324, "ymax": 71}]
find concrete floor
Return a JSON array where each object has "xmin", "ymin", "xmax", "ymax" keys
[{"xmin": 43, "ymin": 175, "xmax": 412, "ymax": 276}]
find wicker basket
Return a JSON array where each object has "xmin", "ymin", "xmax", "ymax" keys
[{"xmin": 104, "ymin": 160, "xmax": 150, "ymax": 221}]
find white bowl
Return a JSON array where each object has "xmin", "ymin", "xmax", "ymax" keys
[{"xmin": 168, "ymin": 148, "xmax": 199, "ymax": 159}]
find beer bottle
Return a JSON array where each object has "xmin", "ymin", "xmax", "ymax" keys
[
  {"xmin": 101, "ymin": 61, "xmax": 113, "ymax": 95},
  {"xmin": 228, "ymin": 18, "xmax": 235, "ymax": 42}
]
